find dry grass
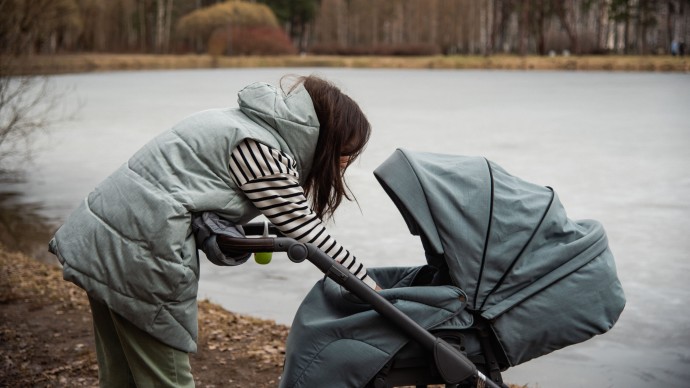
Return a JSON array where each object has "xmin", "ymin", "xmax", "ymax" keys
[
  {"xmin": 1, "ymin": 246, "xmax": 529, "ymax": 387},
  {"xmin": 0, "ymin": 246, "xmax": 288, "ymax": 387},
  {"xmin": 5, "ymin": 53, "xmax": 688, "ymax": 75}
]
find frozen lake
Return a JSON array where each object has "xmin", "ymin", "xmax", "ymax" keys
[{"xmin": 3, "ymin": 68, "xmax": 689, "ymax": 387}]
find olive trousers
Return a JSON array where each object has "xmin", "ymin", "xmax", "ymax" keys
[{"xmin": 88, "ymin": 296, "xmax": 195, "ymax": 388}]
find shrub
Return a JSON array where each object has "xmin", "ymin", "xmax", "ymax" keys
[
  {"xmin": 177, "ymin": 0, "xmax": 289, "ymax": 54},
  {"xmin": 208, "ymin": 26, "xmax": 296, "ymax": 56},
  {"xmin": 309, "ymin": 43, "xmax": 440, "ymax": 56}
]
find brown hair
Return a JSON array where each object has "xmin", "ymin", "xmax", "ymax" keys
[{"xmin": 287, "ymin": 75, "xmax": 371, "ymax": 220}]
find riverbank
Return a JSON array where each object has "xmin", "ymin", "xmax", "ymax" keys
[
  {"xmin": 7, "ymin": 53, "xmax": 689, "ymax": 75},
  {"xmin": 0, "ymin": 246, "xmax": 288, "ymax": 387},
  {"xmin": 1, "ymin": 246, "xmax": 528, "ymax": 387}
]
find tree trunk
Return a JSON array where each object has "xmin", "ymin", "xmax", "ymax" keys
[
  {"xmin": 164, "ymin": 0, "xmax": 173, "ymax": 53},
  {"xmin": 155, "ymin": 0, "xmax": 164, "ymax": 53},
  {"xmin": 623, "ymin": 0, "xmax": 630, "ymax": 54},
  {"xmin": 519, "ymin": 0, "xmax": 530, "ymax": 55},
  {"xmin": 557, "ymin": 0, "xmax": 579, "ymax": 55},
  {"xmin": 138, "ymin": 0, "xmax": 147, "ymax": 52},
  {"xmin": 536, "ymin": 1, "xmax": 546, "ymax": 56},
  {"xmin": 664, "ymin": 0, "xmax": 673, "ymax": 53}
]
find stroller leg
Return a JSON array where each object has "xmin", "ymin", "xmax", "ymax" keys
[{"xmin": 477, "ymin": 326, "xmax": 507, "ymax": 387}]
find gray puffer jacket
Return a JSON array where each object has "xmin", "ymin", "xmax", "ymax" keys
[{"xmin": 49, "ymin": 82, "xmax": 319, "ymax": 352}]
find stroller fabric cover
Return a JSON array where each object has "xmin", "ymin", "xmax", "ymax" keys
[
  {"xmin": 280, "ymin": 149, "xmax": 625, "ymax": 387},
  {"xmin": 281, "ymin": 266, "xmax": 473, "ymax": 388}
]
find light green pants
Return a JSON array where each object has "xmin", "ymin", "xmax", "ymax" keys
[{"xmin": 88, "ymin": 296, "xmax": 195, "ymax": 388}]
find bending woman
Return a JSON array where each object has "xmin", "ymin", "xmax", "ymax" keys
[{"xmin": 48, "ymin": 75, "xmax": 378, "ymax": 387}]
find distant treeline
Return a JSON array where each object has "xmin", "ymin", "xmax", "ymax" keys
[{"xmin": 1, "ymin": 0, "xmax": 689, "ymax": 57}]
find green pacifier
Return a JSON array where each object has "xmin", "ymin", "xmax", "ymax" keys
[
  {"xmin": 254, "ymin": 221, "xmax": 272, "ymax": 265},
  {"xmin": 254, "ymin": 251, "xmax": 272, "ymax": 265}
]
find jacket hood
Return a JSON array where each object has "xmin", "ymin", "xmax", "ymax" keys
[{"xmin": 238, "ymin": 82, "xmax": 320, "ymax": 177}]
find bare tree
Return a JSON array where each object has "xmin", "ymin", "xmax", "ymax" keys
[
  {"xmin": 0, "ymin": 1, "xmax": 76, "ymax": 173},
  {"xmin": 554, "ymin": 0, "xmax": 580, "ymax": 54},
  {"xmin": 154, "ymin": 0, "xmax": 174, "ymax": 52},
  {"xmin": 0, "ymin": 52, "xmax": 80, "ymax": 174}
]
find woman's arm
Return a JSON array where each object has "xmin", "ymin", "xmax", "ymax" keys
[{"xmin": 229, "ymin": 139, "xmax": 377, "ymax": 289}]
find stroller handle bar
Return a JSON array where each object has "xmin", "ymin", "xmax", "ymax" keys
[
  {"xmin": 216, "ymin": 236, "xmax": 292, "ymax": 255},
  {"xmin": 217, "ymin": 223, "xmax": 505, "ymax": 388}
]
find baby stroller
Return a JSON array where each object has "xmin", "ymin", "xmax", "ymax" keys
[{"xmin": 216, "ymin": 149, "xmax": 626, "ymax": 388}]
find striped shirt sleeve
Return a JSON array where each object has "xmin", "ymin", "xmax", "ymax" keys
[{"xmin": 229, "ymin": 138, "xmax": 377, "ymax": 289}]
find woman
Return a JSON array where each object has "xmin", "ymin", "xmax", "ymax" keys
[{"xmin": 48, "ymin": 75, "xmax": 378, "ymax": 387}]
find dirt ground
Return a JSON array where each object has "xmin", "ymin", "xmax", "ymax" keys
[
  {"xmin": 1, "ymin": 246, "xmax": 525, "ymax": 388},
  {"xmin": 0, "ymin": 247, "xmax": 288, "ymax": 387}
]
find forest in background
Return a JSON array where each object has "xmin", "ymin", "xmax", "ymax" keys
[{"xmin": 1, "ymin": 0, "xmax": 689, "ymax": 58}]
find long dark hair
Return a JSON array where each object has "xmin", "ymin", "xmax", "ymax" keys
[{"xmin": 288, "ymin": 75, "xmax": 371, "ymax": 220}]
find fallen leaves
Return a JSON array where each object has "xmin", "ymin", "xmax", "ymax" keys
[
  {"xmin": 0, "ymin": 246, "xmax": 289, "ymax": 387},
  {"xmin": 197, "ymin": 299, "xmax": 289, "ymax": 369},
  {"xmin": 0, "ymin": 245, "xmax": 526, "ymax": 388}
]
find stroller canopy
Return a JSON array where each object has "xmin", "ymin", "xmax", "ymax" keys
[
  {"xmin": 374, "ymin": 149, "xmax": 611, "ymax": 316},
  {"xmin": 280, "ymin": 149, "xmax": 624, "ymax": 386}
]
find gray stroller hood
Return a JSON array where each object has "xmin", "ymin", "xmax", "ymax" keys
[
  {"xmin": 280, "ymin": 149, "xmax": 625, "ymax": 388},
  {"xmin": 374, "ymin": 149, "xmax": 626, "ymax": 365}
]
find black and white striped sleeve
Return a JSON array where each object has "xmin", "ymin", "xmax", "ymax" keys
[{"xmin": 229, "ymin": 139, "xmax": 377, "ymax": 289}]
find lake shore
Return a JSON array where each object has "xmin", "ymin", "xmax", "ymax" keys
[
  {"xmin": 0, "ymin": 246, "xmax": 289, "ymax": 387},
  {"xmin": 0, "ymin": 246, "xmax": 527, "ymax": 387},
  {"xmin": 7, "ymin": 53, "xmax": 689, "ymax": 75}
]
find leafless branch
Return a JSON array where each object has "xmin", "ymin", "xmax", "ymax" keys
[{"xmin": 0, "ymin": 56, "xmax": 77, "ymax": 174}]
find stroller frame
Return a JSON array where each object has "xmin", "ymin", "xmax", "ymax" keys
[
  {"xmin": 218, "ymin": 223, "xmax": 508, "ymax": 388},
  {"xmin": 370, "ymin": 317, "xmax": 507, "ymax": 388}
]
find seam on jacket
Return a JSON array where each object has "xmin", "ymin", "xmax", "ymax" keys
[
  {"xmin": 162, "ymin": 129, "xmax": 235, "ymax": 209},
  {"xmin": 83, "ymin": 196, "xmax": 178, "ymax": 265},
  {"xmin": 169, "ymin": 128, "xmax": 234, "ymax": 186},
  {"xmin": 156, "ymin": 302, "xmax": 197, "ymax": 340},
  {"xmin": 83, "ymin": 197, "xmax": 149, "ymax": 246},
  {"xmin": 71, "ymin": 258, "xmax": 198, "ymax": 343},
  {"xmin": 239, "ymin": 107, "xmax": 277, "ymax": 133}
]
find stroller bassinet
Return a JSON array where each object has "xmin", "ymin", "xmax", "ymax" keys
[
  {"xmin": 218, "ymin": 149, "xmax": 625, "ymax": 388},
  {"xmin": 370, "ymin": 149, "xmax": 626, "ymax": 368}
]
